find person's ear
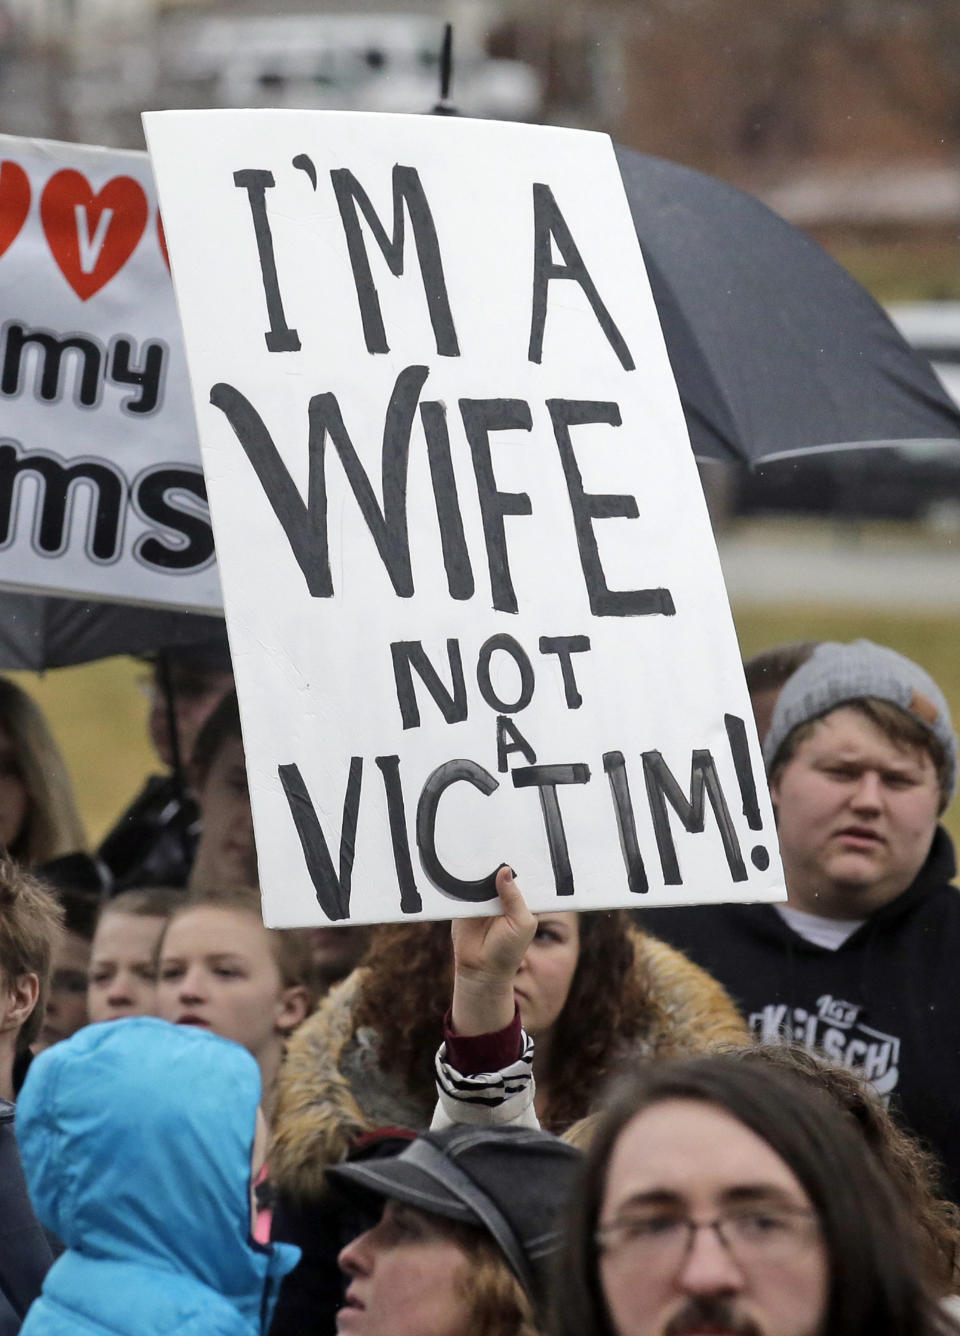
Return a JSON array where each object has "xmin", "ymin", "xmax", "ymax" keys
[
  {"xmin": 274, "ymin": 985, "xmax": 310, "ymax": 1037},
  {"xmin": 0, "ymin": 973, "xmax": 39, "ymax": 1036},
  {"xmin": 768, "ymin": 764, "xmax": 782, "ymax": 811}
]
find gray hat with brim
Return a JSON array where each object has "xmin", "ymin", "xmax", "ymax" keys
[
  {"xmin": 327, "ymin": 1125, "xmax": 580, "ymax": 1303},
  {"xmin": 763, "ymin": 639, "xmax": 957, "ymax": 799}
]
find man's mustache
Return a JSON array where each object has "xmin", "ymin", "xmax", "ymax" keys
[{"xmin": 664, "ymin": 1296, "xmax": 764, "ymax": 1336}]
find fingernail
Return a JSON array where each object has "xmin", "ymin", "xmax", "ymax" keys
[{"xmin": 496, "ymin": 862, "xmax": 517, "ymax": 879}]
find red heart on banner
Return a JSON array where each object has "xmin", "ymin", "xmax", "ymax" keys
[
  {"xmin": 0, "ymin": 161, "xmax": 30, "ymax": 259},
  {"xmin": 40, "ymin": 170, "xmax": 148, "ymax": 300}
]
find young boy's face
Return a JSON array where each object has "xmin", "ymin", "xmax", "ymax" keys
[{"xmin": 87, "ymin": 912, "xmax": 166, "ymax": 1024}]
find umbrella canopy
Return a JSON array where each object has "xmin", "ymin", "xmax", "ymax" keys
[
  {"xmin": 615, "ymin": 146, "xmax": 960, "ymax": 465},
  {"xmin": 0, "ymin": 590, "xmax": 225, "ymax": 671}
]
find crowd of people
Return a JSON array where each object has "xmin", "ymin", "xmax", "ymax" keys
[{"xmin": 1, "ymin": 630, "xmax": 959, "ymax": 1335}]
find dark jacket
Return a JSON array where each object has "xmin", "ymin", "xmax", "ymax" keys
[
  {"xmin": 641, "ymin": 827, "xmax": 960, "ymax": 1201},
  {"xmin": 0, "ymin": 1100, "xmax": 52, "ymax": 1335},
  {"xmin": 97, "ymin": 774, "xmax": 198, "ymax": 890},
  {"xmin": 269, "ymin": 1133, "xmax": 413, "ymax": 1336}
]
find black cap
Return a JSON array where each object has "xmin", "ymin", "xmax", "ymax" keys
[{"xmin": 327, "ymin": 1125, "xmax": 580, "ymax": 1302}]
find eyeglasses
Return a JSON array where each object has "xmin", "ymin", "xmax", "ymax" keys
[{"xmin": 595, "ymin": 1207, "xmax": 820, "ymax": 1271}]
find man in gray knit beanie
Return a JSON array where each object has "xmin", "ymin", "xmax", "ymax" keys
[
  {"xmin": 761, "ymin": 638, "xmax": 956, "ymax": 915},
  {"xmin": 642, "ymin": 638, "xmax": 960, "ymax": 1203}
]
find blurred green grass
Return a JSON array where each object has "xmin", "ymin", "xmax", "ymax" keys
[
  {"xmin": 826, "ymin": 239, "xmax": 960, "ymax": 303},
  {"xmin": 9, "ymin": 601, "xmax": 960, "ymax": 857}
]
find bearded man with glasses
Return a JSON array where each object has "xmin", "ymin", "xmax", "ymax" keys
[{"xmin": 552, "ymin": 1057, "xmax": 959, "ymax": 1336}]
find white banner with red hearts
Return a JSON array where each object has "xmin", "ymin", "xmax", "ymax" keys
[{"xmin": 0, "ymin": 133, "xmax": 221, "ymax": 611}]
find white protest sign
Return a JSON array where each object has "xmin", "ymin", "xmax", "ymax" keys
[
  {"xmin": 0, "ymin": 134, "xmax": 220, "ymax": 610},
  {"xmin": 145, "ymin": 110, "xmax": 784, "ymax": 926}
]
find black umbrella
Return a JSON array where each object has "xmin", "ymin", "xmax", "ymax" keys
[
  {"xmin": 0, "ymin": 589, "xmax": 224, "ymax": 671},
  {"xmin": 615, "ymin": 146, "xmax": 960, "ymax": 464}
]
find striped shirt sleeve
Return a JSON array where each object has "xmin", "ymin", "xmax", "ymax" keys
[{"xmin": 432, "ymin": 1028, "xmax": 538, "ymax": 1129}]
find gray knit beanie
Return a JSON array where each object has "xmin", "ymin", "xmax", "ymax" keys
[{"xmin": 763, "ymin": 639, "xmax": 957, "ymax": 800}]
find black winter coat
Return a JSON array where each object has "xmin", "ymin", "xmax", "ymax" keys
[{"xmin": 97, "ymin": 774, "xmax": 197, "ymax": 891}]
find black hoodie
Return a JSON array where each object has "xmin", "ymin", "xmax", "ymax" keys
[{"xmin": 641, "ymin": 826, "xmax": 960, "ymax": 1202}]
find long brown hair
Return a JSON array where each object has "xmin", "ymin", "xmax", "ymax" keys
[
  {"xmin": 553, "ymin": 1057, "xmax": 959, "ymax": 1336},
  {"xmin": 453, "ymin": 1220, "xmax": 541, "ymax": 1336},
  {"xmin": 0, "ymin": 678, "xmax": 86, "ymax": 865},
  {"xmin": 353, "ymin": 911, "xmax": 663, "ymax": 1133},
  {"xmin": 734, "ymin": 1044, "xmax": 960, "ymax": 1296}
]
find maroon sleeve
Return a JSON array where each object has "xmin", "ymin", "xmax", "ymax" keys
[{"xmin": 442, "ymin": 1005, "xmax": 524, "ymax": 1075}]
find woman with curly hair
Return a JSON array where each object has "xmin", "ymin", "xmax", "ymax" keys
[
  {"xmin": 273, "ymin": 872, "xmax": 744, "ymax": 1170},
  {"xmin": 267, "ymin": 871, "xmax": 745, "ymax": 1335},
  {"xmin": 356, "ymin": 894, "xmax": 660, "ymax": 1134}
]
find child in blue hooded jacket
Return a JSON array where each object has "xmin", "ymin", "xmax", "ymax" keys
[{"xmin": 15, "ymin": 1017, "xmax": 299, "ymax": 1335}]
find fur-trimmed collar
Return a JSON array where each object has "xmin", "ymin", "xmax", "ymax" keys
[{"xmin": 270, "ymin": 927, "xmax": 746, "ymax": 1201}]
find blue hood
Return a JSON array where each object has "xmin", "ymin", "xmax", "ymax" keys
[{"xmin": 17, "ymin": 1018, "xmax": 298, "ymax": 1329}]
